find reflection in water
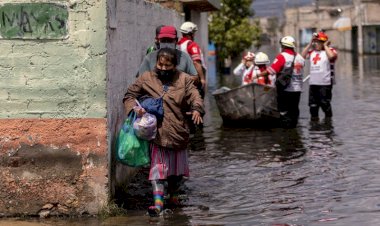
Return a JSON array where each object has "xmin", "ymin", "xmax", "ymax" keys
[{"xmin": 4, "ymin": 48, "xmax": 380, "ymax": 225}]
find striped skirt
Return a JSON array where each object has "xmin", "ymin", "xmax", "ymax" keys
[{"xmin": 148, "ymin": 143, "xmax": 190, "ymax": 181}]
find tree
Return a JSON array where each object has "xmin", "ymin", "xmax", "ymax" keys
[{"xmin": 209, "ymin": 0, "xmax": 261, "ymax": 60}]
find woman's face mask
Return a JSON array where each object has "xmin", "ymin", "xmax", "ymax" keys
[
  {"xmin": 155, "ymin": 56, "xmax": 176, "ymax": 80},
  {"xmin": 155, "ymin": 68, "xmax": 175, "ymax": 77}
]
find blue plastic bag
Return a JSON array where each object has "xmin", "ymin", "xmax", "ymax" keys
[
  {"xmin": 116, "ymin": 112, "xmax": 150, "ymax": 167},
  {"xmin": 138, "ymin": 85, "xmax": 168, "ymax": 120},
  {"xmin": 139, "ymin": 96, "xmax": 164, "ymax": 120}
]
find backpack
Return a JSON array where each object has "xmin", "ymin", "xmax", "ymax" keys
[{"xmin": 275, "ymin": 55, "xmax": 296, "ymax": 91}]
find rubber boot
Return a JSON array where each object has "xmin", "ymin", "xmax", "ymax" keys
[{"xmin": 148, "ymin": 180, "xmax": 164, "ymax": 217}]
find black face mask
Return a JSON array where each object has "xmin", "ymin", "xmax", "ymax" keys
[{"xmin": 155, "ymin": 68, "xmax": 176, "ymax": 80}]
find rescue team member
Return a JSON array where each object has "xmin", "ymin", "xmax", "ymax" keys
[
  {"xmin": 178, "ymin": 22, "xmax": 207, "ymax": 97},
  {"xmin": 124, "ymin": 48, "xmax": 204, "ymax": 217},
  {"xmin": 258, "ymin": 36, "xmax": 305, "ymax": 128},
  {"xmin": 138, "ymin": 26, "xmax": 198, "ymax": 82},
  {"xmin": 301, "ymin": 31, "xmax": 337, "ymax": 121},
  {"xmin": 249, "ymin": 52, "xmax": 274, "ymax": 86},
  {"xmin": 233, "ymin": 52, "xmax": 255, "ymax": 85}
]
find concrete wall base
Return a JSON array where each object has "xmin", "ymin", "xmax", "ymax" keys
[{"xmin": 0, "ymin": 119, "xmax": 107, "ymax": 217}]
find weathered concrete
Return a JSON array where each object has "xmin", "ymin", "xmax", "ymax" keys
[
  {"xmin": 0, "ymin": 0, "xmax": 108, "ymax": 216},
  {"xmin": 0, "ymin": 119, "xmax": 107, "ymax": 216},
  {"xmin": 0, "ymin": 0, "xmax": 107, "ymax": 118},
  {"xmin": 0, "ymin": 3, "xmax": 69, "ymax": 39}
]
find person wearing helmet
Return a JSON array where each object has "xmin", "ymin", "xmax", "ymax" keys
[
  {"xmin": 248, "ymin": 52, "xmax": 274, "ymax": 86},
  {"xmin": 301, "ymin": 31, "xmax": 338, "ymax": 121},
  {"xmin": 257, "ymin": 36, "xmax": 305, "ymax": 128},
  {"xmin": 138, "ymin": 25, "xmax": 198, "ymax": 80},
  {"xmin": 233, "ymin": 52, "xmax": 255, "ymax": 85},
  {"xmin": 178, "ymin": 21, "xmax": 207, "ymax": 98}
]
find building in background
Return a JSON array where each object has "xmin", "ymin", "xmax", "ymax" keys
[
  {"xmin": 283, "ymin": 0, "xmax": 380, "ymax": 54},
  {"xmin": 252, "ymin": 0, "xmax": 313, "ymax": 45},
  {"xmin": 253, "ymin": 0, "xmax": 380, "ymax": 54}
]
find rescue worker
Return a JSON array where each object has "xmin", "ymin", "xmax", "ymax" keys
[
  {"xmin": 301, "ymin": 31, "xmax": 338, "ymax": 121},
  {"xmin": 233, "ymin": 52, "xmax": 255, "ymax": 85},
  {"xmin": 257, "ymin": 36, "xmax": 305, "ymax": 128},
  {"xmin": 178, "ymin": 21, "xmax": 207, "ymax": 97},
  {"xmin": 145, "ymin": 25, "xmax": 165, "ymax": 55},
  {"xmin": 138, "ymin": 26, "xmax": 198, "ymax": 83},
  {"xmin": 249, "ymin": 52, "xmax": 274, "ymax": 86}
]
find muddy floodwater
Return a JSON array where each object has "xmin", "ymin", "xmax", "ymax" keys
[{"xmin": 2, "ymin": 47, "xmax": 380, "ymax": 225}]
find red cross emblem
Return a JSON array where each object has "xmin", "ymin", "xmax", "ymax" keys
[
  {"xmin": 294, "ymin": 62, "xmax": 303, "ymax": 74},
  {"xmin": 312, "ymin": 53, "xmax": 321, "ymax": 65}
]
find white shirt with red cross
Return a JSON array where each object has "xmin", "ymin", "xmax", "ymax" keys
[
  {"xmin": 308, "ymin": 48, "xmax": 337, "ymax": 85},
  {"xmin": 267, "ymin": 49, "xmax": 305, "ymax": 92}
]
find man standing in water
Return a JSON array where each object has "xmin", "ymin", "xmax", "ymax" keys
[
  {"xmin": 301, "ymin": 31, "xmax": 338, "ymax": 121},
  {"xmin": 178, "ymin": 21, "xmax": 207, "ymax": 98},
  {"xmin": 258, "ymin": 36, "xmax": 305, "ymax": 128}
]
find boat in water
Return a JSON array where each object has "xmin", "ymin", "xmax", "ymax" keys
[{"xmin": 212, "ymin": 83, "xmax": 280, "ymax": 126}]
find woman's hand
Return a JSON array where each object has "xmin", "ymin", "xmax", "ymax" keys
[
  {"xmin": 191, "ymin": 111, "xmax": 203, "ymax": 125},
  {"xmin": 133, "ymin": 106, "xmax": 146, "ymax": 117}
]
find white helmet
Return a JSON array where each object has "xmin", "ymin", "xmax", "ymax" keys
[
  {"xmin": 254, "ymin": 52, "xmax": 270, "ymax": 65},
  {"xmin": 180, "ymin": 21, "xmax": 198, "ymax": 34},
  {"xmin": 280, "ymin": 36, "xmax": 296, "ymax": 48}
]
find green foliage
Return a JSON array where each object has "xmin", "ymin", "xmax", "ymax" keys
[{"xmin": 209, "ymin": 0, "xmax": 261, "ymax": 59}]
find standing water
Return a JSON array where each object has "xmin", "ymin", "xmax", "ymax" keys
[{"xmin": 2, "ymin": 46, "xmax": 380, "ymax": 225}]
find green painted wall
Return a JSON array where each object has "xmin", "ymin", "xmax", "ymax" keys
[
  {"xmin": 0, "ymin": 0, "xmax": 107, "ymax": 118},
  {"xmin": 0, "ymin": 3, "xmax": 69, "ymax": 39}
]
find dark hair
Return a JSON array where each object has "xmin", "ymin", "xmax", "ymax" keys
[
  {"xmin": 157, "ymin": 48, "xmax": 178, "ymax": 66},
  {"xmin": 155, "ymin": 25, "xmax": 165, "ymax": 37}
]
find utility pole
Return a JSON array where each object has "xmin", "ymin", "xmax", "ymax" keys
[
  {"xmin": 354, "ymin": 0, "xmax": 363, "ymax": 55},
  {"xmin": 315, "ymin": 0, "xmax": 320, "ymax": 30},
  {"xmin": 296, "ymin": 0, "xmax": 300, "ymax": 46}
]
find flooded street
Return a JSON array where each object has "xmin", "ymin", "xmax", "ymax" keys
[
  {"xmin": 2, "ymin": 46, "xmax": 380, "ymax": 225},
  {"xmin": 179, "ymin": 47, "xmax": 380, "ymax": 225}
]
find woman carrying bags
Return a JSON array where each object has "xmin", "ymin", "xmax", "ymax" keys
[{"xmin": 123, "ymin": 48, "xmax": 204, "ymax": 217}]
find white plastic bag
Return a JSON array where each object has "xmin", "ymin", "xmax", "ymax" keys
[{"xmin": 133, "ymin": 113, "xmax": 157, "ymax": 141}]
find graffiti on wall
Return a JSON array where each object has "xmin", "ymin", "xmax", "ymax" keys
[{"xmin": 0, "ymin": 3, "xmax": 68, "ymax": 39}]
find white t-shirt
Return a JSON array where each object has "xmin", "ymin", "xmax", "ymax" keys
[
  {"xmin": 308, "ymin": 48, "xmax": 337, "ymax": 85},
  {"xmin": 233, "ymin": 63, "xmax": 254, "ymax": 85}
]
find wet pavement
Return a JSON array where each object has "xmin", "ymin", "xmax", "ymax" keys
[{"xmin": 2, "ymin": 46, "xmax": 380, "ymax": 225}]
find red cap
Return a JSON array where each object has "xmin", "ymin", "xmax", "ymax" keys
[{"xmin": 158, "ymin": 26, "xmax": 177, "ymax": 39}]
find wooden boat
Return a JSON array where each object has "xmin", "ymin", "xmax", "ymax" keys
[{"xmin": 212, "ymin": 83, "xmax": 280, "ymax": 125}]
